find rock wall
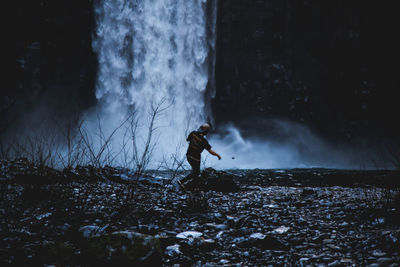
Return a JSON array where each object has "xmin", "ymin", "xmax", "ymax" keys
[
  {"xmin": 8, "ymin": 0, "xmax": 97, "ymax": 134},
  {"xmin": 213, "ymin": 0, "xmax": 400, "ymax": 142}
]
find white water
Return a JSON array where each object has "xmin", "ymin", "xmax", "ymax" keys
[
  {"xmin": 89, "ymin": 0, "xmax": 378, "ymax": 170},
  {"xmin": 91, "ymin": 0, "xmax": 217, "ymax": 169}
]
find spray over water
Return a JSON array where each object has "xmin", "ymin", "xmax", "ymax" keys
[{"xmin": 90, "ymin": 0, "xmax": 217, "ymax": 168}]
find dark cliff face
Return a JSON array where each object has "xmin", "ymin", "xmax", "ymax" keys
[
  {"xmin": 9, "ymin": 0, "xmax": 400, "ymax": 145},
  {"xmin": 8, "ymin": 0, "xmax": 97, "ymax": 134},
  {"xmin": 213, "ymin": 0, "xmax": 400, "ymax": 143}
]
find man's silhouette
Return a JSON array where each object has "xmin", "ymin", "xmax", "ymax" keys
[{"xmin": 178, "ymin": 123, "xmax": 221, "ymax": 189}]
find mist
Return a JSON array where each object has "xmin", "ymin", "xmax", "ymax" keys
[{"xmin": 207, "ymin": 121, "xmax": 379, "ymax": 170}]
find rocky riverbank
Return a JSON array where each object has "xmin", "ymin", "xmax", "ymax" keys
[{"xmin": 1, "ymin": 159, "xmax": 399, "ymax": 266}]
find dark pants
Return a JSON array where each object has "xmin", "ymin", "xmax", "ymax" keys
[{"xmin": 181, "ymin": 155, "xmax": 200, "ymax": 183}]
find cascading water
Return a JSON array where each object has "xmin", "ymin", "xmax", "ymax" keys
[
  {"xmin": 91, "ymin": 0, "xmax": 217, "ymax": 168},
  {"xmin": 89, "ymin": 0, "xmax": 372, "ymax": 170}
]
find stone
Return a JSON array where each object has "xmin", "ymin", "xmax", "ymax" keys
[
  {"xmin": 250, "ymin": 233, "xmax": 266, "ymax": 239},
  {"xmin": 272, "ymin": 226, "xmax": 290, "ymax": 234},
  {"xmin": 165, "ymin": 244, "xmax": 181, "ymax": 257},
  {"xmin": 245, "ymin": 234, "xmax": 288, "ymax": 251},
  {"xmin": 79, "ymin": 225, "xmax": 107, "ymax": 238},
  {"xmin": 176, "ymin": 231, "xmax": 203, "ymax": 239},
  {"xmin": 83, "ymin": 230, "xmax": 161, "ymax": 266},
  {"xmin": 185, "ymin": 168, "xmax": 240, "ymax": 192},
  {"xmin": 376, "ymin": 257, "xmax": 394, "ymax": 265}
]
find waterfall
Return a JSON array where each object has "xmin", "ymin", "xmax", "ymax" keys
[{"xmin": 91, "ymin": 0, "xmax": 217, "ymax": 168}]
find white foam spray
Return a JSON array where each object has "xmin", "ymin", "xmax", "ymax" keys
[
  {"xmin": 207, "ymin": 122, "xmax": 376, "ymax": 170},
  {"xmin": 90, "ymin": 0, "xmax": 217, "ymax": 168}
]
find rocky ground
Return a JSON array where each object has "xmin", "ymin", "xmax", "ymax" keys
[{"xmin": 1, "ymin": 159, "xmax": 400, "ymax": 266}]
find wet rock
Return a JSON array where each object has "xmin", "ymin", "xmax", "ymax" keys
[
  {"xmin": 300, "ymin": 188, "xmax": 317, "ymax": 199},
  {"xmin": 83, "ymin": 230, "xmax": 161, "ymax": 266},
  {"xmin": 219, "ymin": 258, "xmax": 230, "ymax": 264},
  {"xmin": 79, "ymin": 225, "xmax": 108, "ymax": 238},
  {"xmin": 327, "ymin": 260, "xmax": 341, "ymax": 266},
  {"xmin": 271, "ymin": 226, "xmax": 290, "ymax": 234},
  {"xmin": 299, "ymin": 257, "xmax": 310, "ymax": 264},
  {"xmin": 212, "ymin": 230, "xmax": 224, "ymax": 240},
  {"xmin": 185, "ymin": 168, "xmax": 240, "ymax": 192},
  {"xmin": 165, "ymin": 244, "xmax": 181, "ymax": 257},
  {"xmin": 241, "ymin": 233, "xmax": 288, "ymax": 251},
  {"xmin": 0, "ymin": 158, "xmax": 65, "ymax": 183},
  {"xmin": 340, "ymin": 258, "xmax": 353, "ymax": 264},
  {"xmin": 372, "ymin": 250, "xmax": 387, "ymax": 257},
  {"xmin": 186, "ymin": 191, "xmax": 209, "ymax": 212},
  {"xmin": 376, "ymin": 257, "xmax": 394, "ymax": 265},
  {"xmin": 40, "ymin": 241, "xmax": 76, "ymax": 266},
  {"xmin": 326, "ymin": 244, "xmax": 341, "ymax": 251},
  {"xmin": 379, "ymin": 231, "xmax": 400, "ymax": 251},
  {"xmin": 250, "ymin": 233, "xmax": 266, "ymax": 239},
  {"xmin": 205, "ymin": 223, "xmax": 229, "ymax": 234},
  {"xmin": 2, "ymin": 165, "xmax": 400, "ymax": 266},
  {"xmin": 176, "ymin": 231, "xmax": 203, "ymax": 239},
  {"xmin": 202, "ymin": 238, "xmax": 216, "ymax": 247}
]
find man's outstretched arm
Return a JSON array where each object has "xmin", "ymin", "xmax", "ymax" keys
[{"xmin": 207, "ymin": 149, "xmax": 221, "ymax": 160}]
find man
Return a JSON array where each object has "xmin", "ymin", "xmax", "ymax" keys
[{"xmin": 178, "ymin": 123, "xmax": 221, "ymax": 189}]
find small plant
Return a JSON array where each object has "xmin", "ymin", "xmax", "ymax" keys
[
  {"xmin": 385, "ymin": 142, "xmax": 400, "ymax": 170},
  {"xmin": 371, "ymin": 141, "xmax": 400, "ymax": 170},
  {"xmin": 131, "ymin": 98, "xmax": 168, "ymax": 174},
  {"xmin": 0, "ymin": 98, "xmax": 170, "ymax": 185},
  {"xmin": 53, "ymin": 114, "xmax": 87, "ymax": 169},
  {"xmin": 159, "ymin": 141, "xmax": 188, "ymax": 183},
  {"xmin": 78, "ymin": 112, "xmax": 133, "ymax": 169},
  {"xmin": 0, "ymin": 139, "xmax": 13, "ymax": 160},
  {"xmin": 6, "ymin": 127, "xmax": 58, "ymax": 169}
]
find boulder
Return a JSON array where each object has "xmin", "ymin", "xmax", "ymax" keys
[
  {"xmin": 185, "ymin": 168, "xmax": 240, "ymax": 192},
  {"xmin": 239, "ymin": 233, "xmax": 289, "ymax": 251}
]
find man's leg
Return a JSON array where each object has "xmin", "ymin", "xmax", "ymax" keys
[{"xmin": 181, "ymin": 155, "xmax": 200, "ymax": 184}]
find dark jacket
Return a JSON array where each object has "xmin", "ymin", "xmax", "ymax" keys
[{"xmin": 186, "ymin": 131, "xmax": 211, "ymax": 160}]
